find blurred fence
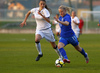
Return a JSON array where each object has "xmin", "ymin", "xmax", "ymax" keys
[
  {"xmin": 0, "ymin": 9, "xmax": 100, "ymax": 33},
  {"xmin": 0, "ymin": 9, "xmax": 35, "ymax": 21},
  {"xmin": 0, "ymin": 9, "xmax": 58, "ymax": 21},
  {"xmin": 81, "ymin": 11, "xmax": 100, "ymax": 33}
]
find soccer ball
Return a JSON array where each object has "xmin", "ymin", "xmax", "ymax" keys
[{"xmin": 55, "ymin": 59, "xmax": 64, "ymax": 67}]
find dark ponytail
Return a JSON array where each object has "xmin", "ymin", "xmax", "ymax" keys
[
  {"xmin": 39, "ymin": 0, "xmax": 52, "ymax": 14},
  {"xmin": 45, "ymin": 4, "xmax": 52, "ymax": 14}
]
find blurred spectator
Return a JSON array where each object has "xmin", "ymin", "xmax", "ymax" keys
[
  {"xmin": 53, "ymin": 14, "xmax": 60, "ymax": 39},
  {"xmin": 7, "ymin": 2, "xmax": 25, "ymax": 18},
  {"xmin": 98, "ymin": 20, "xmax": 100, "ymax": 26},
  {"xmin": 8, "ymin": 2, "xmax": 25, "ymax": 10},
  {"xmin": 79, "ymin": 18, "xmax": 84, "ymax": 34},
  {"xmin": 71, "ymin": 11, "xmax": 80, "ymax": 40}
]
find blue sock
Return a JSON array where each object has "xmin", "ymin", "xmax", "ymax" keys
[
  {"xmin": 59, "ymin": 48, "xmax": 68, "ymax": 59},
  {"xmin": 80, "ymin": 48, "xmax": 87, "ymax": 58}
]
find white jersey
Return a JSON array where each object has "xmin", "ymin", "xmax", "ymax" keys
[
  {"xmin": 71, "ymin": 16, "xmax": 80, "ymax": 31},
  {"xmin": 30, "ymin": 7, "xmax": 51, "ymax": 31},
  {"xmin": 53, "ymin": 20, "xmax": 60, "ymax": 32},
  {"xmin": 71, "ymin": 16, "xmax": 80, "ymax": 38}
]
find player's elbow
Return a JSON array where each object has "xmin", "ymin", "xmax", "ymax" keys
[
  {"xmin": 26, "ymin": 11, "xmax": 31, "ymax": 16},
  {"xmin": 66, "ymin": 22, "xmax": 69, "ymax": 26},
  {"xmin": 65, "ymin": 21, "xmax": 69, "ymax": 26}
]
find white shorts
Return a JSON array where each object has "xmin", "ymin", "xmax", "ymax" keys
[
  {"xmin": 74, "ymin": 32, "xmax": 80, "ymax": 38},
  {"xmin": 55, "ymin": 24, "xmax": 60, "ymax": 32},
  {"xmin": 73, "ymin": 29, "xmax": 80, "ymax": 38},
  {"xmin": 36, "ymin": 28, "xmax": 55, "ymax": 42}
]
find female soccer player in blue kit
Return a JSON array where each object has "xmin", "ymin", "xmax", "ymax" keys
[{"xmin": 54, "ymin": 5, "xmax": 89, "ymax": 63}]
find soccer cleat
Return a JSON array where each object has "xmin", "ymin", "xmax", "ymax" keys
[
  {"xmin": 35, "ymin": 54, "xmax": 43, "ymax": 61},
  {"xmin": 85, "ymin": 53, "xmax": 89, "ymax": 63},
  {"xmin": 63, "ymin": 59, "xmax": 70, "ymax": 63}
]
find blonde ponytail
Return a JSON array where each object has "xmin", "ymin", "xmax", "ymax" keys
[{"xmin": 59, "ymin": 5, "xmax": 72, "ymax": 14}]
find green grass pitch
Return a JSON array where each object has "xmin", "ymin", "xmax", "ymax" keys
[{"xmin": 0, "ymin": 33, "xmax": 100, "ymax": 73}]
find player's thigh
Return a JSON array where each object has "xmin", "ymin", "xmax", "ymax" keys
[
  {"xmin": 35, "ymin": 30, "xmax": 43, "ymax": 42},
  {"xmin": 35, "ymin": 34, "xmax": 42, "ymax": 42}
]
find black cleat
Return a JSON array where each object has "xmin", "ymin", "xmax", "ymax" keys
[{"xmin": 35, "ymin": 54, "xmax": 43, "ymax": 61}]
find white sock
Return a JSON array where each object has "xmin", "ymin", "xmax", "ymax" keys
[
  {"xmin": 35, "ymin": 43, "xmax": 42, "ymax": 55},
  {"xmin": 55, "ymin": 47, "xmax": 63, "ymax": 59}
]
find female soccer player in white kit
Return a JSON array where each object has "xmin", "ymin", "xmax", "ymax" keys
[
  {"xmin": 71, "ymin": 11, "xmax": 80, "ymax": 40},
  {"xmin": 53, "ymin": 14, "xmax": 61, "ymax": 39},
  {"xmin": 20, "ymin": 0, "xmax": 62, "ymax": 61}
]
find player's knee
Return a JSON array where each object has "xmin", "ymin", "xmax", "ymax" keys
[
  {"xmin": 57, "ymin": 46, "xmax": 60, "ymax": 49},
  {"xmin": 57, "ymin": 45, "xmax": 62, "ymax": 49}
]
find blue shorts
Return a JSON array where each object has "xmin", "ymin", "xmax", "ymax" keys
[{"xmin": 59, "ymin": 35, "xmax": 79, "ymax": 46}]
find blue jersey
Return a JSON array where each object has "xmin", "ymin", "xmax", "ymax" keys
[{"xmin": 59, "ymin": 14, "xmax": 75, "ymax": 38}]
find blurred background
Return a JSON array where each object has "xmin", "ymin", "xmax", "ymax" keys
[{"xmin": 0, "ymin": 0, "xmax": 100, "ymax": 33}]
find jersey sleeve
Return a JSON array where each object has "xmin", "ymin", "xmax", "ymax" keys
[
  {"xmin": 30, "ymin": 8, "xmax": 35, "ymax": 14},
  {"xmin": 43, "ymin": 9, "xmax": 50, "ymax": 18},
  {"xmin": 64, "ymin": 16, "xmax": 71, "ymax": 23}
]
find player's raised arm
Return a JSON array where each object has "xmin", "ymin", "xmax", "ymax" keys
[
  {"xmin": 73, "ymin": 20, "xmax": 79, "ymax": 25},
  {"xmin": 38, "ymin": 11, "xmax": 50, "ymax": 23},
  {"xmin": 20, "ymin": 11, "xmax": 31, "ymax": 27},
  {"xmin": 54, "ymin": 17, "xmax": 69, "ymax": 26}
]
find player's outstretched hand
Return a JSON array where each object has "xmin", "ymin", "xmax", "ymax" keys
[
  {"xmin": 20, "ymin": 21, "xmax": 26, "ymax": 27},
  {"xmin": 54, "ymin": 17, "xmax": 59, "ymax": 22},
  {"xmin": 38, "ymin": 11, "xmax": 42, "ymax": 16}
]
